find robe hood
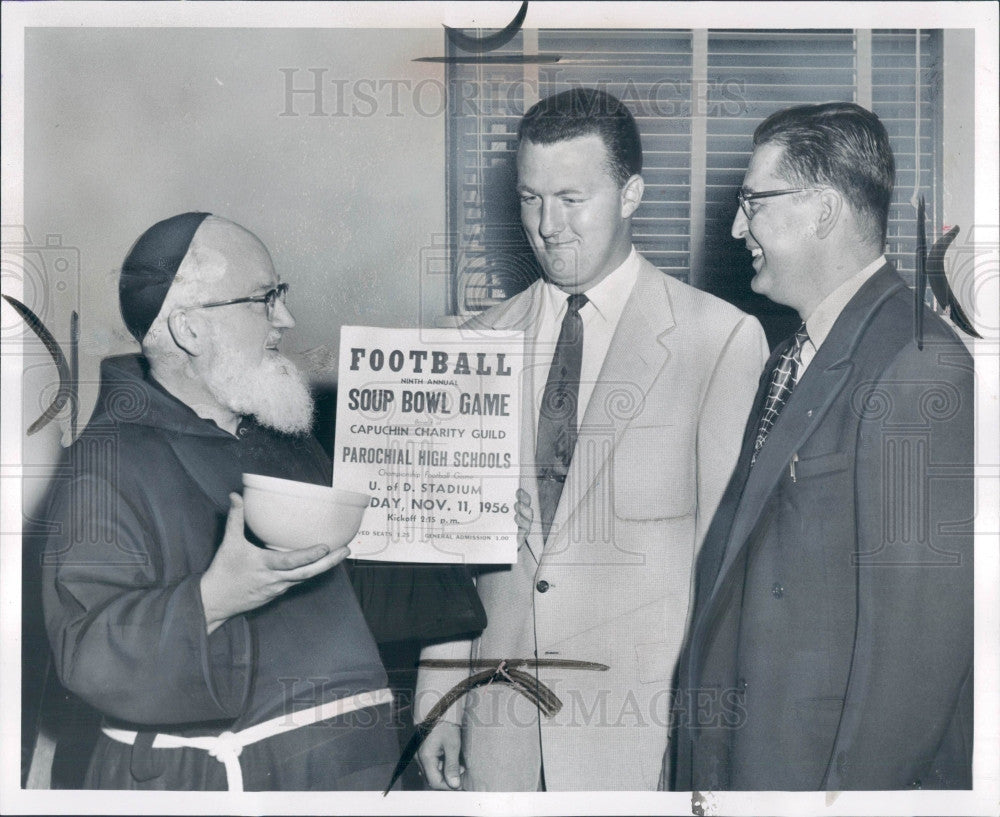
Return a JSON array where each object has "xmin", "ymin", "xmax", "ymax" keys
[{"xmin": 89, "ymin": 353, "xmax": 234, "ymax": 439}]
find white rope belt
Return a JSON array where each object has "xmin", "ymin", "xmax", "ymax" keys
[{"xmin": 102, "ymin": 687, "xmax": 393, "ymax": 791}]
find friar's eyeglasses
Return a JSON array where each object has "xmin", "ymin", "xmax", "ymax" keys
[{"xmin": 185, "ymin": 282, "xmax": 289, "ymax": 320}]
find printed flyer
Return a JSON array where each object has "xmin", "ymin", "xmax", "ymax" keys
[{"xmin": 333, "ymin": 326, "xmax": 523, "ymax": 563}]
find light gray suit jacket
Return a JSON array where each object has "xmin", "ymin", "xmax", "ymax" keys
[{"xmin": 416, "ymin": 256, "xmax": 768, "ymax": 790}]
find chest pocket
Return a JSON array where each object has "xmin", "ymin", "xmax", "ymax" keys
[
  {"xmin": 613, "ymin": 424, "xmax": 695, "ymax": 520},
  {"xmin": 792, "ymin": 451, "xmax": 850, "ymax": 480}
]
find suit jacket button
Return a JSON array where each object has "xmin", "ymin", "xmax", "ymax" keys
[
  {"xmin": 536, "ymin": 580, "xmax": 550, "ymax": 593},
  {"xmin": 737, "ymin": 676, "xmax": 748, "ymax": 691},
  {"xmin": 771, "ymin": 582, "xmax": 784, "ymax": 598}
]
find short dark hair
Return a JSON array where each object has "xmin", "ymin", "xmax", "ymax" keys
[
  {"xmin": 753, "ymin": 102, "xmax": 895, "ymax": 246},
  {"xmin": 518, "ymin": 87, "xmax": 643, "ymax": 187}
]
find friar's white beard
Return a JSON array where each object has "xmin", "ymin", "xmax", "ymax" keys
[{"xmin": 203, "ymin": 346, "xmax": 315, "ymax": 435}]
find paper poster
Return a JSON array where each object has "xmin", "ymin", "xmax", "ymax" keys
[{"xmin": 333, "ymin": 326, "xmax": 523, "ymax": 563}]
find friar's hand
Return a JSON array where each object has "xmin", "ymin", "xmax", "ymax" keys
[
  {"xmin": 200, "ymin": 493, "xmax": 348, "ymax": 633},
  {"xmin": 514, "ymin": 487, "xmax": 532, "ymax": 551},
  {"xmin": 417, "ymin": 721, "xmax": 464, "ymax": 790}
]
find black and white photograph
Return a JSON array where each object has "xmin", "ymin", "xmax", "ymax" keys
[{"xmin": 1, "ymin": 2, "xmax": 997, "ymax": 815}]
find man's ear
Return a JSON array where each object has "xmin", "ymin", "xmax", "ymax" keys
[
  {"xmin": 620, "ymin": 174, "xmax": 645, "ymax": 219},
  {"xmin": 815, "ymin": 188, "xmax": 843, "ymax": 240},
  {"xmin": 166, "ymin": 309, "xmax": 203, "ymax": 357}
]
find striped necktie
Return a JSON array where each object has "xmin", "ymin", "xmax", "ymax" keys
[
  {"xmin": 751, "ymin": 323, "xmax": 809, "ymax": 466},
  {"xmin": 536, "ymin": 293, "xmax": 588, "ymax": 542}
]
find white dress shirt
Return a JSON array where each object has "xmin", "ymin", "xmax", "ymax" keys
[
  {"xmin": 799, "ymin": 255, "xmax": 887, "ymax": 377},
  {"xmin": 531, "ymin": 247, "xmax": 641, "ymax": 429}
]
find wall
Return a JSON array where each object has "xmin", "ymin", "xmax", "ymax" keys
[
  {"xmin": 20, "ymin": 26, "xmax": 447, "ymax": 515},
  {"xmin": 942, "ymin": 30, "xmax": 976, "ymax": 236},
  {"xmin": 23, "ymin": 26, "xmax": 447, "ymax": 404}
]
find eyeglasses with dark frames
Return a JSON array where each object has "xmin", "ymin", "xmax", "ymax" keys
[
  {"xmin": 738, "ymin": 188, "xmax": 822, "ymax": 220},
  {"xmin": 184, "ymin": 282, "xmax": 289, "ymax": 320}
]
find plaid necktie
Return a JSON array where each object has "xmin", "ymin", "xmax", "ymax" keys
[
  {"xmin": 536, "ymin": 293, "xmax": 588, "ymax": 542},
  {"xmin": 751, "ymin": 323, "xmax": 809, "ymax": 466}
]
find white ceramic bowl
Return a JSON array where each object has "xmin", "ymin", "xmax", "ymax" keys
[{"xmin": 242, "ymin": 473, "xmax": 370, "ymax": 551}]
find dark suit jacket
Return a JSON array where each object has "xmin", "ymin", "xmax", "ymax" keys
[{"xmin": 671, "ymin": 264, "xmax": 974, "ymax": 790}]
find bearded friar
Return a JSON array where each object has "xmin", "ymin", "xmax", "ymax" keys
[{"xmin": 39, "ymin": 213, "xmax": 397, "ymax": 791}]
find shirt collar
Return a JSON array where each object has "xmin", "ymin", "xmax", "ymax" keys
[
  {"xmin": 805, "ymin": 255, "xmax": 886, "ymax": 351},
  {"xmin": 543, "ymin": 246, "xmax": 640, "ymax": 322}
]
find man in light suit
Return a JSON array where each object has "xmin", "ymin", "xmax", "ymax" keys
[
  {"xmin": 671, "ymin": 103, "xmax": 974, "ymax": 790},
  {"xmin": 415, "ymin": 88, "xmax": 768, "ymax": 791}
]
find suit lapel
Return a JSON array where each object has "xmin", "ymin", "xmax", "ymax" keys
[
  {"xmin": 689, "ymin": 347, "xmax": 776, "ymax": 610},
  {"xmin": 700, "ymin": 264, "xmax": 905, "ymax": 618},
  {"xmin": 474, "ymin": 282, "xmax": 547, "ymax": 564},
  {"xmin": 707, "ymin": 356, "xmax": 855, "ymax": 597},
  {"xmin": 543, "ymin": 259, "xmax": 675, "ymax": 558}
]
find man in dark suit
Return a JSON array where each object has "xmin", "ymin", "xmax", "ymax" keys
[{"xmin": 670, "ymin": 102, "xmax": 974, "ymax": 790}]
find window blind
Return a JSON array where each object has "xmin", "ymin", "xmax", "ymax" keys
[
  {"xmin": 537, "ymin": 30, "xmax": 694, "ymax": 281},
  {"xmin": 871, "ymin": 30, "xmax": 942, "ymax": 288},
  {"xmin": 446, "ymin": 31, "xmax": 531, "ymax": 313},
  {"xmin": 704, "ymin": 30, "xmax": 858, "ymax": 342}
]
